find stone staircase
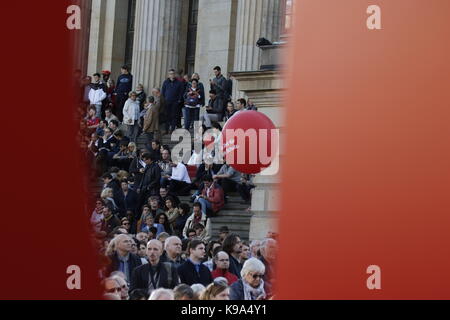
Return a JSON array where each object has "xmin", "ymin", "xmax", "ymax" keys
[{"xmin": 136, "ymin": 131, "xmax": 252, "ymax": 242}]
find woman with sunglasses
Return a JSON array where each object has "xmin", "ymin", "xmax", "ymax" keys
[
  {"xmin": 229, "ymin": 258, "xmax": 266, "ymax": 300},
  {"xmin": 120, "ymin": 217, "xmax": 131, "ymax": 232}
]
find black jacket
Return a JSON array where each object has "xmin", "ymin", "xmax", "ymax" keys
[
  {"xmin": 229, "ymin": 279, "xmax": 245, "ymax": 300},
  {"xmin": 102, "ymin": 214, "xmax": 121, "ymax": 235},
  {"xmin": 97, "ymin": 136, "xmax": 118, "ymax": 153},
  {"xmin": 130, "ymin": 261, "xmax": 180, "ymax": 294},
  {"xmin": 129, "ymin": 157, "xmax": 145, "ymax": 188},
  {"xmin": 161, "ymin": 78, "xmax": 185, "ymax": 103},
  {"xmin": 228, "ymin": 255, "xmax": 242, "ymax": 279},
  {"xmin": 139, "ymin": 162, "xmax": 161, "ymax": 196},
  {"xmin": 107, "ymin": 252, "xmax": 142, "ymax": 278},
  {"xmin": 177, "ymin": 259, "xmax": 213, "ymax": 286},
  {"xmin": 207, "ymin": 97, "xmax": 225, "ymax": 120},
  {"xmin": 114, "ymin": 189, "xmax": 139, "ymax": 217},
  {"xmin": 160, "ymin": 252, "xmax": 186, "ymax": 269}
]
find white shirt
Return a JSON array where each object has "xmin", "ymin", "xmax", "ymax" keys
[{"xmin": 171, "ymin": 163, "xmax": 191, "ymax": 184}]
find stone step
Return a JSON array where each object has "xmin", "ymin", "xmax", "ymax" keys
[
  {"xmin": 210, "ymin": 216, "xmax": 251, "ymax": 224},
  {"xmin": 212, "ymin": 224, "xmax": 250, "ymax": 232},
  {"xmin": 211, "ymin": 230, "xmax": 250, "ymax": 242},
  {"xmin": 217, "ymin": 209, "xmax": 253, "ymax": 218}
]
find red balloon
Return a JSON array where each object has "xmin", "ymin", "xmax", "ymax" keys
[{"xmin": 222, "ymin": 111, "xmax": 278, "ymax": 174}]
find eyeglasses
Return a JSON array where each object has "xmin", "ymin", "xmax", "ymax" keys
[
  {"xmin": 218, "ymin": 259, "xmax": 229, "ymax": 262},
  {"xmin": 251, "ymin": 273, "xmax": 264, "ymax": 279}
]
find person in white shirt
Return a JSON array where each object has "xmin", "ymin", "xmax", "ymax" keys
[
  {"xmin": 123, "ymin": 91, "xmax": 141, "ymax": 143},
  {"xmin": 168, "ymin": 161, "xmax": 192, "ymax": 196},
  {"xmin": 89, "ymin": 74, "xmax": 107, "ymax": 118}
]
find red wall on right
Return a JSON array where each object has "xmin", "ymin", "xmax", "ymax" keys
[{"xmin": 278, "ymin": 0, "xmax": 450, "ymax": 299}]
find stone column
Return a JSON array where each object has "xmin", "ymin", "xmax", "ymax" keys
[
  {"xmin": 195, "ymin": 0, "xmax": 238, "ymax": 92},
  {"xmin": 131, "ymin": 0, "xmax": 183, "ymax": 91},
  {"xmin": 87, "ymin": 0, "xmax": 129, "ymax": 77},
  {"xmin": 233, "ymin": 0, "xmax": 281, "ymax": 98},
  {"xmin": 234, "ymin": 0, "xmax": 281, "ymax": 71}
]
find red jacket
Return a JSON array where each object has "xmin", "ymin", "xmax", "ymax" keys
[
  {"xmin": 211, "ymin": 268, "xmax": 238, "ymax": 285},
  {"xmin": 201, "ymin": 183, "xmax": 224, "ymax": 213}
]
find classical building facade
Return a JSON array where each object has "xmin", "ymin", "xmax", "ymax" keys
[{"xmin": 82, "ymin": 0, "xmax": 294, "ymax": 240}]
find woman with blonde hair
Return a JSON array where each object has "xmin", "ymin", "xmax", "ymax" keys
[
  {"xmin": 128, "ymin": 142, "xmax": 137, "ymax": 158},
  {"xmin": 199, "ymin": 279, "xmax": 230, "ymax": 300},
  {"xmin": 116, "ymin": 170, "xmax": 129, "ymax": 181},
  {"xmin": 229, "ymin": 258, "xmax": 266, "ymax": 300},
  {"xmin": 101, "ymin": 188, "xmax": 119, "ymax": 211}
]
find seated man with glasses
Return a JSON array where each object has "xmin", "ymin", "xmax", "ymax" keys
[{"xmin": 229, "ymin": 258, "xmax": 266, "ymax": 300}]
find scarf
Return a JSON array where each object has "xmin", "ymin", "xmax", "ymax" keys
[{"xmin": 243, "ymin": 279, "xmax": 266, "ymax": 300}]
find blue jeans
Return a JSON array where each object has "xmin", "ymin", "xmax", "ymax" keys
[
  {"xmin": 182, "ymin": 107, "xmax": 200, "ymax": 129},
  {"xmin": 95, "ymin": 104, "xmax": 102, "ymax": 118},
  {"xmin": 196, "ymin": 197, "xmax": 212, "ymax": 215}
]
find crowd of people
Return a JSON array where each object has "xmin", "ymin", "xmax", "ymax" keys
[{"xmin": 74, "ymin": 64, "xmax": 278, "ymax": 300}]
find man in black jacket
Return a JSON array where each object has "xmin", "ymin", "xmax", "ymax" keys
[
  {"xmin": 130, "ymin": 239, "xmax": 180, "ymax": 295},
  {"xmin": 107, "ymin": 234, "xmax": 142, "ymax": 283},
  {"xmin": 161, "ymin": 69, "xmax": 185, "ymax": 133},
  {"xmin": 222, "ymin": 233, "xmax": 243, "ymax": 279},
  {"xmin": 115, "ymin": 65, "xmax": 133, "ymax": 122},
  {"xmin": 137, "ymin": 153, "xmax": 161, "ymax": 211},
  {"xmin": 177, "ymin": 239, "xmax": 212, "ymax": 286},
  {"xmin": 115, "ymin": 180, "xmax": 138, "ymax": 218}
]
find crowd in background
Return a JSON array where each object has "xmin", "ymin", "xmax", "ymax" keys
[{"xmin": 73, "ymin": 64, "xmax": 278, "ymax": 300}]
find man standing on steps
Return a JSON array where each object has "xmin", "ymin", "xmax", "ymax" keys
[
  {"xmin": 137, "ymin": 153, "xmax": 161, "ymax": 211},
  {"xmin": 161, "ymin": 69, "xmax": 184, "ymax": 134},
  {"xmin": 209, "ymin": 66, "xmax": 228, "ymax": 105},
  {"xmin": 115, "ymin": 65, "xmax": 133, "ymax": 122}
]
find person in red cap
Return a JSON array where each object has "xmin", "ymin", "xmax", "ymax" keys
[{"xmin": 102, "ymin": 70, "xmax": 111, "ymax": 83}]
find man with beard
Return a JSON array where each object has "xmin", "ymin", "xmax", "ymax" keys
[
  {"xmin": 222, "ymin": 233, "xmax": 243, "ymax": 279},
  {"xmin": 130, "ymin": 240, "xmax": 180, "ymax": 295}
]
